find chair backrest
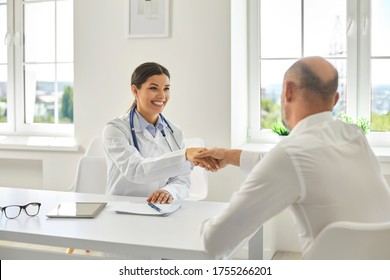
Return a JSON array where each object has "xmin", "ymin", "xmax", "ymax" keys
[
  {"xmin": 74, "ymin": 137, "xmax": 107, "ymax": 194},
  {"xmin": 85, "ymin": 136, "xmax": 105, "ymax": 156},
  {"xmin": 185, "ymin": 138, "xmax": 208, "ymax": 201},
  {"xmin": 305, "ymin": 221, "xmax": 390, "ymax": 260},
  {"xmin": 74, "ymin": 136, "xmax": 208, "ymax": 200}
]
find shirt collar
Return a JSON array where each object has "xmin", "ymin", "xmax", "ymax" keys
[
  {"xmin": 289, "ymin": 111, "xmax": 334, "ymax": 137},
  {"xmin": 134, "ymin": 109, "xmax": 165, "ymax": 137}
]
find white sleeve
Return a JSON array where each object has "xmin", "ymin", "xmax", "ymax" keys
[
  {"xmin": 240, "ymin": 150, "xmax": 266, "ymax": 175},
  {"xmin": 200, "ymin": 146, "xmax": 302, "ymax": 259},
  {"xmin": 162, "ymin": 174, "xmax": 191, "ymax": 201},
  {"xmin": 103, "ymin": 123, "xmax": 192, "ymax": 185}
]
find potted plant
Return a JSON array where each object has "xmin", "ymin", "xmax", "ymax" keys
[
  {"xmin": 338, "ymin": 113, "xmax": 370, "ymax": 134},
  {"xmin": 271, "ymin": 122, "xmax": 290, "ymax": 136}
]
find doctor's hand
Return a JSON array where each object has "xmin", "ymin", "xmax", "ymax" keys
[
  {"xmin": 147, "ymin": 189, "xmax": 173, "ymax": 204},
  {"xmin": 194, "ymin": 148, "xmax": 242, "ymax": 169},
  {"xmin": 185, "ymin": 148, "xmax": 219, "ymax": 172}
]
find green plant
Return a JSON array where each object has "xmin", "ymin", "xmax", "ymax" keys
[
  {"xmin": 338, "ymin": 113, "xmax": 370, "ymax": 134},
  {"xmin": 356, "ymin": 117, "xmax": 370, "ymax": 134},
  {"xmin": 271, "ymin": 122, "xmax": 290, "ymax": 136},
  {"xmin": 338, "ymin": 112, "xmax": 354, "ymax": 124}
]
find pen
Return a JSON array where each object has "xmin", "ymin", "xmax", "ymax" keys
[{"xmin": 148, "ymin": 202, "xmax": 163, "ymax": 213}]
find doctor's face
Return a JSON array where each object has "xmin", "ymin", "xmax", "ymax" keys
[{"xmin": 132, "ymin": 74, "xmax": 170, "ymax": 124}]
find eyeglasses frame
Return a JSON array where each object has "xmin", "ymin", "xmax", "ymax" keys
[{"xmin": 0, "ymin": 202, "xmax": 41, "ymax": 219}]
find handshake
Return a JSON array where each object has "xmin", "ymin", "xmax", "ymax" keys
[{"xmin": 185, "ymin": 147, "xmax": 242, "ymax": 172}]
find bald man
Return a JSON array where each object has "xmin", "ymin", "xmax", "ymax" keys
[{"xmin": 197, "ymin": 56, "xmax": 390, "ymax": 259}]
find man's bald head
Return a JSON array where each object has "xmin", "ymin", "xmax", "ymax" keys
[
  {"xmin": 285, "ymin": 56, "xmax": 338, "ymax": 102},
  {"xmin": 281, "ymin": 57, "xmax": 340, "ymax": 130}
]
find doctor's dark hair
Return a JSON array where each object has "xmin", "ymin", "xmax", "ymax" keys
[{"xmin": 130, "ymin": 62, "xmax": 170, "ymax": 109}]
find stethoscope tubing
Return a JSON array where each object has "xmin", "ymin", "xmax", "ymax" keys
[{"xmin": 129, "ymin": 107, "xmax": 181, "ymax": 152}]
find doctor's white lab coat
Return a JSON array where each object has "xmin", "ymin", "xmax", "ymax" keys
[{"xmin": 102, "ymin": 112, "xmax": 192, "ymax": 200}]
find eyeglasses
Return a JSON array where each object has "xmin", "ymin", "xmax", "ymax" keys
[{"xmin": 0, "ymin": 202, "xmax": 41, "ymax": 219}]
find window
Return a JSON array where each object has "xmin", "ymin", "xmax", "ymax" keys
[
  {"xmin": 249, "ymin": 0, "xmax": 390, "ymax": 141},
  {"xmin": 0, "ymin": 0, "xmax": 73, "ymax": 136}
]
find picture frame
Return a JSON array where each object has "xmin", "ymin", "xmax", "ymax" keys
[{"xmin": 127, "ymin": 0, "xmax": 170, "ymax": 38}]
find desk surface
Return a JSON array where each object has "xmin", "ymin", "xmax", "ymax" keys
[{"xmin": 0, "ymin": 187, "xmax": 232, "ymax": 259}]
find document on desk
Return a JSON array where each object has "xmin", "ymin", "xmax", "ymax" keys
[{"xmin": 114, "ymin": 202, "xmax": 182, "ymax": 216}]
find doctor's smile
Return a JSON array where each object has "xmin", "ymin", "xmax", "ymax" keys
[{"xmin": 151, "ymin": 101, "xmax": 165, "ymax": 107}]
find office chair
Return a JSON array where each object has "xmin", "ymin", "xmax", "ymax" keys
[
  {"xmin": 305, "ymin": 221, "xmax": 390, "ymax": 260},
  {"xmin": 73, "ymin": 136, "xmax": 107, "ymax": 194}
]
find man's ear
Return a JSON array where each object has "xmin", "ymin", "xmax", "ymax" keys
[
  {"xmin": 284, "ymin": 81, "xmax": 295, "ymax": 102},
  {"xmin": 333, "ymin": 92, "xmax": 340, "ymax": 106}
]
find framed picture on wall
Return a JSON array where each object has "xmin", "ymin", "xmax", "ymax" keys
[{"xmin": 127, "ymin": 0, "xmax": 170, "ymax": 38}]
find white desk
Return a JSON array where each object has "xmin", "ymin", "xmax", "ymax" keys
[{"xmin": 0, "ymin": 187, "xmax": 262, "ymax": 260}]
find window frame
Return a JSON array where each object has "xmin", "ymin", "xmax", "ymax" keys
[
  {"xmin": 248, "ymin": 0, "xmax": 390, "ymax": 145},
  {"xmin": 0, "ymin": 0, "xmax": 74, "ymax": 137},
  {"xmin": 0, "ymin": 0, "xmax": 15, "ymax": 132}
]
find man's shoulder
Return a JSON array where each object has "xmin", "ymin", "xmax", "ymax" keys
[{"xmin": 280, "ymin": 119, "xmax": 365, "ymax": 151}]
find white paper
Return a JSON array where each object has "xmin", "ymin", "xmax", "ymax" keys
[{"xmin": 113, "ymin": 202, "xmax": 181, "ymax": 216}]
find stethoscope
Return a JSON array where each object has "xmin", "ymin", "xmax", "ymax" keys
[{"xmin": 129, "ymin": 106, "xmax": 181, "ymax": 152}]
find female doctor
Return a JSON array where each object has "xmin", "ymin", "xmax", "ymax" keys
[{"xmin": 103, "ymin": 62, "xmax": 216, "ymax": 204}]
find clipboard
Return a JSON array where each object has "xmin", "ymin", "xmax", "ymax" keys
[
  {"xmin": 46, "ymin": 202, "xmax": 107, "ymax": 218},
  {"xmin": 114, "ymin": 202, "xmax": 181, "ymax": 216}
]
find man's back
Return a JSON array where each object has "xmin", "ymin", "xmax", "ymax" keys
[
  {"xmin": 200, "ymin": 57, "xmax": 390, "ymax": 259},
  {"xmin": 281, "ymin": 112, "xmax": 390, "ymax": 254}
]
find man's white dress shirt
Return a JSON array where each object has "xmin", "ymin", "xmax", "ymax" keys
[
  {"xmin": 201, "ymin": 112, "xmax": 390, "ymax": 259},
  {"xmin": 103, "ymin": 110, "xmax": 192, "ymax": 200}
]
